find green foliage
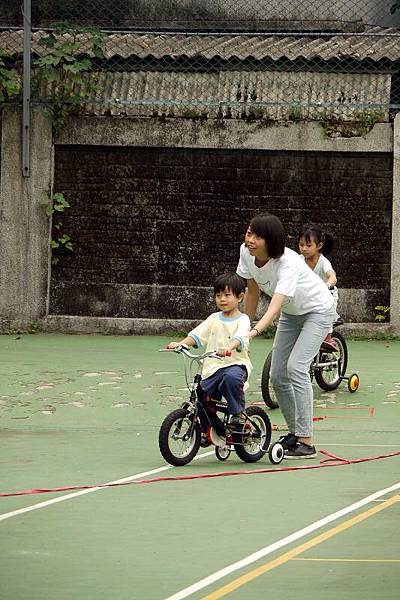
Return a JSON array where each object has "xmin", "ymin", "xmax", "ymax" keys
[
  {"xmin": 27, "ymin": 320, "xmax": 40, "ymax": 334},
  {"xmin": 40, "ymin": 192, "xmax": 74, "ymax": 264},
  {"xmin": 288, "ymin": 106, "xmax": 302, "ymax": 123},
  {"xmin": 33, "ymin": 23, "xmax": 104, "ymax": 135},
  {"xmin": 349, "ymin": 333, "xmax": 400, "ymax": 341},
  {"xmin": 259, "ymin": 326, "xmax": 276, "ymax": 339},
  {"xmin": 163, "ymin": 330, "xmax": 191, "ymax": 338},
  {"xmin": 181, "ymin": 107, "xmax": 207, "ymax": 119},
  {"xmin": 319, "ymin": 109, "xmax": 385, "ymax": 138},
  {"xmin": 0, "ymin": 50, "xmax": 20, "ymax": 102},
  {"xmin": 374, "ymin": 305, "xmax": 390, "ymax": 323}
]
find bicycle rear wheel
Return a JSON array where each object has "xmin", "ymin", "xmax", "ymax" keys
[
  {"xmin": 314, "ymin": 330, "xmax": 348, "ymax": 391},
  {"xmin": 260, "ymin": 351, "xmax": 279, "ymax": 409},
  {"xmin": 233, "ymin": 406, "xmax": 271, "ymax": 463}
]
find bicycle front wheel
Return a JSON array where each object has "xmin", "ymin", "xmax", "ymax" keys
[{"xmin": 159, "ymin": 408, "xmax": 201, "ymax": 466}]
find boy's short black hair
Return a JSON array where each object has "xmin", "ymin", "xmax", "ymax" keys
[
  {"xmin": 249, "ymin": 213, "xmax": 286, "ymax": 258},
  {"xmin": 213, "ymin": 273, "xmax": 246, "ymax": 297}
]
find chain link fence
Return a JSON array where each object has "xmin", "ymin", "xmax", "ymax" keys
[{"xmin": 1, "ymin": 1, "xmax": 400, "ymax": 123}]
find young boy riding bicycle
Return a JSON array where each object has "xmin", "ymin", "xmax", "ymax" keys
[{"xmin": 166, "ymin": 272, "xmax": 252, "ymax": 442}]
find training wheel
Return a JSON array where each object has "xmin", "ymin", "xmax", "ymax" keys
[
  {"xmin": 347, "ymin": 373, "xmax": 360, "ymax": 393},
  {"xmin": 215, "ymin": 445, "xmax": 231, "ymax": 461},
  {"xmin": 268, "ymin": 442, "xmax": 284, "ymax": 465}
]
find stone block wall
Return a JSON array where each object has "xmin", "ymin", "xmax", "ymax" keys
[{"xmin": 50, "ymin": 144, "xmax": 392, "ymax": 321}]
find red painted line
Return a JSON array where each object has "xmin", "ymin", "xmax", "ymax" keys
[{"xmin": 1, "ymin": 451, "xmax": 399, "ymax": 498}]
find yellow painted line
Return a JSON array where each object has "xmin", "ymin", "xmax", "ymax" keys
[
  {"xmin": 201, "ymin": 494, "xmax": 400, "ymax": 600},
  {"xmin": 293, "ymin": 558, "xmax": 400, "ymax": 563}
]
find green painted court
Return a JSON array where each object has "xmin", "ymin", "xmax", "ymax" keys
[{"xmin": 1, "ymin": 333, "xmax": 399, "ymax": 599}]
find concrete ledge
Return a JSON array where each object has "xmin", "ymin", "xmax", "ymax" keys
[
  {"xmin": 58, "ymin": 116, "xmax": 393, "ymax": 153},
  {"xmin": 36, "ymin": 315, "xmax": 395, "ymax": 336},
  {"xmin": 41, "ymin": 315, "xmax": 202, "ymax": 335}
]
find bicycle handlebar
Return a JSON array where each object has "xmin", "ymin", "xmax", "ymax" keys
[{"xmin": 160, "ymin": 345, "xmax": 232, "ymax": 359}]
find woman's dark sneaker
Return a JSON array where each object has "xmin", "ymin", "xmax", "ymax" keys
[
  {"xmin": 277, "ymin": 433, "xmax": 298, "ymax": 450},
  {"xmin": 284, "ymin": 442, "xmax": 317, "ymax": 459}
]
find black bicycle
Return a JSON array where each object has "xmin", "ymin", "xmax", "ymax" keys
[
  {"xmin": 158, "ymin": 345, "xmax": 272, "ymax": 466},
  {"xmin": 261, "ymin": 320, "xmax": 359, "ymax": 410}
]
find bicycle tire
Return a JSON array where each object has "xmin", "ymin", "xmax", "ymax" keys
[
  {"xmin": 159, "ymin": 408, "xmax": 201, "ymax": 466},
  {"xmin": 233, "ymin": 406, "xmax": 271, "ymax": 463},
  {"xmin": 314, "ymin": 330, "xmax": 348, "ymax": 391},
  {"xmin": 261, "ymin": 351, "xmax": 279, "ymax": 409}
]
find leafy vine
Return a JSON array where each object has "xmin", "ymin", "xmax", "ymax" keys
[
  {"xmin": 0, "ymin": 49, "xmax": 20, "ymax": 102},
  {"xmin": 40, "ymin": 192, "xmax": 74, "ymax": 265},
  {"xmin": 33, "ymin": 23, "xmax": 104, "ymax": 135}
]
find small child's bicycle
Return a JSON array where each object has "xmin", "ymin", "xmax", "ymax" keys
[
  {"xmin": 261, "ymin": 319, "xmax": 360, "ymax": 410},
  {"xmin": 158, "ymin": 345, "xmax": 272, "ymax": 466}
]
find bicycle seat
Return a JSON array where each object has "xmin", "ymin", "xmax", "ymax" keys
[{"xmin": 333, "ymin": 317, "xmax": 344, "ymax": 327}]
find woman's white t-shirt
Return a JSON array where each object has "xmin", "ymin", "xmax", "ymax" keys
[{"xmin": 236, "ymin": 244, "xmax": 334, "ymax": 315}]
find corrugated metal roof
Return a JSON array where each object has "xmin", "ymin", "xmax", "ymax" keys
[
  {"xmin": 39, "ymin": 70, "xmax": 391, "ymax": 120},
  {"xmin": 1, "ymin": 26, "xmax": 400, "ymax": 63}
]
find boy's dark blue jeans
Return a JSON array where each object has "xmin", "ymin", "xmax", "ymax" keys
[{"xmin": 198, "ymin": 365, "xmax": 247, "ymax": 432}]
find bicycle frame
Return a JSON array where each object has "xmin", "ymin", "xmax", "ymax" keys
[
  {"xmin": 162, "ymin": 345, "xmax": 228, "ymax": 440},
  {"xmin": 162, "ymin": 345, "xmax": 263, "ymax": 442}
]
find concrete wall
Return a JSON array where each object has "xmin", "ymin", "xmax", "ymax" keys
[
  {"xmin": 391, "ymin": 114, "xmax": 400, "ymax": 331},
  {"xmin": 0, "ymin": 108, "xmax": 398, "ymax": 334},
  {"xmin": 6, "ymin": 0, "xmax": 398, "ymax": 29},
  {"xmin": 49, "ymin": 143, "xmax": 392, "ymax": 322},
  {"xmin": 134, "ymin": 0, "xmax": 400, "ymax": 28},
  {"xmin": 0, "ymin": 107, "xmax": 52, "ymax": 330}
]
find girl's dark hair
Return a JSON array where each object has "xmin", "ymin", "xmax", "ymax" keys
[
  {"xmin": 213, "ymin": 273, "xmax": 246, "ymax": 297},
  {"xmin": 298, "ymin": 225, "xmax": 334, "ymax": 255},
  {"xmin": 248, "ymin": 213, "xmax": 286, "ymax": 258}
]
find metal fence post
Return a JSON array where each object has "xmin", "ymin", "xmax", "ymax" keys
[{"xmin": 22, "ymin": 0, "xmax": 31, "ymax": 177}]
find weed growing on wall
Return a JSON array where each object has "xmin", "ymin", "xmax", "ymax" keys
[
  {"xmin": 33, "ymin": 23, "xmax": 104, "ymax": 135},
  {"xmin": 0, "ymin": 50, "xmax": 20, "ymax": 102},
  {"xmin": 319, "ymin": 109, "xmax": 385, "ymax": 138},
  {"xmin": 375, "ymin": 305, "xmax": 390, "ymax": 322},
  {"xmin": 40, "ymin": 192, "xmax": 74, "ymax": 265}
]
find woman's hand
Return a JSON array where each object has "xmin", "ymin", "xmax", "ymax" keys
[{"xmin": 249, "ymin": 327, "xmax": 260, "ymax": 340}]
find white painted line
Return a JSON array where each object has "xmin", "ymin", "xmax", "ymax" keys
[
  {"xmin": 163, "ymin": 481, "xmax": 400, "ymax": 600},
  {"xmin": 0, "ymin": 450, "xmax": 215, "ymax": 523}
]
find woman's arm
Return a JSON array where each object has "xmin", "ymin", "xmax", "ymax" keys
[
  {"xmin": 243, "ymin": 278, "xmax": 260, "ymax": 322},
  {"xmin": 249, "ymin": 292, "xmax": 286, "ymax": 339}
]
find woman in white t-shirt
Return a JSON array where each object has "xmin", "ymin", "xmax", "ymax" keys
[{"xmin": 236, "ymin": 213, "xmax": 335, "ymax": 459}]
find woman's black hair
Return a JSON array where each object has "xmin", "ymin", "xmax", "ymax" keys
[
  {"xmin": 213, "ymin": 273, "xmax": 246, "ymax": 297},
  {"xmin": 298, "ymin": 225, "xmax": 334, "ymax": 256},
  {"xmin": 248, "ymin": 213, "xmax": 286, "ymax": 258}
]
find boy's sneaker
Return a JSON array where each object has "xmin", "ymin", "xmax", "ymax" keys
[
  {"xmin": 200, "ymin": 433, "xmax": 211, "ymax": 448},
  {"xmin": 284, "ymin": 442, "xmax": 317, "ymax": 459},
  {"xmin": 321, "ymin": 335, "xmax": 337, "ymax": 352},
  {"xmin": 277, "ymin": 433, "xmax": 298, "ymax": 450}
]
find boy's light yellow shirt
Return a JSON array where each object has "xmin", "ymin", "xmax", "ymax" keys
[{"xmin": 188, "ymin": 311, "xmax": 252, "ymax": 382}]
